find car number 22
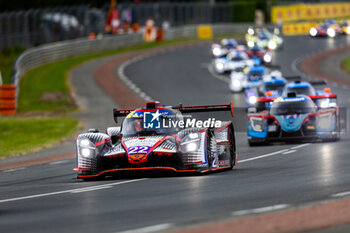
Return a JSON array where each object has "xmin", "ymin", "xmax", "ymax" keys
[{"xmin": 128, "ymin": 146, "xmax": 150, "ymax": 154}]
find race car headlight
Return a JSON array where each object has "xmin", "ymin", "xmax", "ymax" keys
[
  {"xmin": 81, "ymin": 148, "xmax": 93, "ymax": 158},
  {"xmin": 327, "ymin": 28, "xmax": 335, "ymax": 37},
  {"xmin": 212, "ymin": 47, "xmax": 221, "ymax": 56},
  {"xmin": 80, "ymin": 139, "xmax": 90, "ymax": 146},
  {"xmin": 181, "ymin": 133, "xmax": 200, "ymax": 152},
  {"xmin": 263, "ymin": 54, "xmax": 272, "ymax": 63},
  {"xmin": 232, "ymin": 79, "xmax": 241, "ymax": 88},
  {"xmin": 248, "ymin": 95, "xmax": 257, "ymax": 105},
  {"xmin": 249, "ymin": 117, "xmax": 265, "ymax": 132},
  {"xmin": 248, "ymin": 28, "xmax": 254, "ymax": 35},
  {"xmin": 309, "ymin": 27, "xmax": 317, "ymax": 37},
  {"xmin": 268, "ymin": 40, "xmax": 277, "ymax": 50},
  {"xmin": 247, "ymin": 41, "xmax": 254, "ymax": 48},
  {"xmin": 79, "ymin": 138, "xmax": 96, "ymax": 158},
  {"xmin": 346, "ymin": 26, "xmax": 350, "ymax": 34},
  {"xmin": 319, "ymin": 99, "xmax": 330, "ymax": 108},
  {"xmin": 216, "ymin": 62, "xmax": 224, "ymax": 71}
]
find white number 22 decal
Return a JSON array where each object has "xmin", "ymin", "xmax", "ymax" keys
[{"xmin": 128, "ymin": 146, "xmax": 150, "ymax": 154}]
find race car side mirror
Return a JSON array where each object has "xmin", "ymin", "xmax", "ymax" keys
[{"xmin": 111, "ymin": 134, "xmax": 122, "ymax": 144}]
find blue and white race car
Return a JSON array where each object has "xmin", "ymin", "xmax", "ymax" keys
[
  {"xmin": 214, "ymin": 51, "xmax": 254, "ymax": 74},
  {"xmin": 247, "ymin": 92, "xmax": 339, "ymax": 146},
  {"xmin": 229, "ymin": 60, "xmax": 268, "ymax": 93},
  {"xmin": 211, "ymin": 38, "xmax": 238, "ymax": 58},
  {"xmin": 245, "ymin": 71, "xmax": 286, "ymax": 108}
]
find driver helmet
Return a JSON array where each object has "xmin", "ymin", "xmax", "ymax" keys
[{"xmin": 134, "ymin": 118, "xmax": 143, "ymax": 132}]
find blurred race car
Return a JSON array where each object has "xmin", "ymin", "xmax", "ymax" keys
[
  {"xmin": 246, "ymin": 27, "xmax": 283, "ymax": 50},
  {"xmin": 245, "ymin": 71, "xmax": 286, "ymax": 108},
  {"xmin": 246, "ymin": 45, "xmax": 272, "ymax": 65},
  {"xmin": 229, "ymin": 60, "xmax": 268, "ymax": 93},
  {"xmin": 75, "ymin": 102, "xmax": 237, "ymax": 180},
  {"xmin": 214, "ymin": 51, "xmax": 254, "ymax": 74},
  {"xmin": 340, "ymin": 20, "xmax": 350, "ymax": 35},
  {"xmin": 282, "ymin": 80, "xmax": 338, "ymax": 109},
  {"xmin": 309, "ymin": 21, "xmax": 339, "ymax": 38},
  {"xmin": 211, "ymin": 38, "xmax": 237, "ymax": 57},
  {"xmin": 247, "ymin": 93, "xmax": 339, "ymax": 146}
]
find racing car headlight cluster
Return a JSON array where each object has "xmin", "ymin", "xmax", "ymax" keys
[
  {"xmin": 319, "ymin": 98, "xmax": 337, "ymax": 108},
  {"xmin": 231, "ymin": 79, "xmax": 241, "ymax": 88},
  {"xmin": 216, "ymin": 62, "xmax": 224, "ymax": 71},
  {"xmin": 212, "ymin": 48, "xmax": 221, "ymax": 57},
  {"xmin": 346, "ymin": 26, "xmax": 350, "ymax": 35},
  {"xmin": 309, "ymin": 27, "xmax": 317, "ymax": 37},
  {"xmin": 263, "ymin": 54, "xmax": 272, "ymax": 63},
  {"xmin": 248, "ymin": 95, "xmax": 257, "ymax": 105},
  {"xmin": 268, "ymin": 40, "xmax": 277, "ymax": 50},
  {"xmin": 79, "ymin": 139, "xmax": 96, "ymax": 158},
  {"xmin": 181, "ymin": 133, "xmax": 200, "ymax": 152},
  {"xmin": 327, "ymin": 28, "xmax": 336, "ymax": 37},
  {"xmin": 250, "ymin": 117, "xmax": 265, "ymax": 132},
  {"xmin": 247, "ymin": 41, "xmax": 254, "ymax": 48},
  {"xmin": 248, "ymin": 28, "xmax": 254, "ymax": 35}
]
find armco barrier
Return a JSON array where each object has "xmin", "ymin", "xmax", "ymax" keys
[{"xmin": 4, "ymin": 23, "xmax": 253, "ymax": 115}]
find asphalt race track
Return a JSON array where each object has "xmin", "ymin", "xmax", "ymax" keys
[{"xmin": 1, "ymin": 36, "xmax": 350, "ymax": 233}]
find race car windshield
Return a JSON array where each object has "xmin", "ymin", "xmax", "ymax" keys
[
  {"xmin": 121, "ymin": 116, "xmax": 179, "ymax": 137},
  {"xmin": 282, "ymin": 86, "xmax": 316, "ymax": 96},
  {"xmin": 270, "ymin": 99, "xmax": 316, "ymax": 115},
  {"xmin": 262, "ymin": 83, "xmax": 285, "ymax": 92},
  {"xmin": 249, "ymin": 72, "xmax": 263, "ymax": 76}
]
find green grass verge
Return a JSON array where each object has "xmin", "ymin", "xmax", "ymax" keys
[
  {"xmin": 341, "ymin": 56, "xmax": 350, "ymax": 74},
  {"xmin": 0, "ymin": 116, "xmax": 79, "ymax": 157},
  {"xmin": 0, "ymin": 46, "xmax": 25, "ymax": 84},
  {"xmin": 18, "ymin": 38, "xmax": 198, "ymax": 112}
]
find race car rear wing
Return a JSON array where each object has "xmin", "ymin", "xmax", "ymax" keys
[
  {"xmin": 173, "ymin": 102, "xmax": 234, "ymax": 117},
  {"xmin": 309, "ymin": 94, "xmax": 337, "ymax": 99},
  {"xmin": 113, "ymin": 102, "xmax": 235, "ymax": 123},
  {"xmin": 284, "ymin": 76, "xmax": 327, "ymax": 85}
]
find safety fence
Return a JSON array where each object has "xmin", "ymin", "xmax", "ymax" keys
[{"xmin": 0, "ymin": 23, "xmax": 252, "ymax": 115}]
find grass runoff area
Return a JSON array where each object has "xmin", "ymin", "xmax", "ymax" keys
[
  {"xmin": 341, "ymin": 56, "xmax": 350, "ymax": 74},
  {"xmin": 2, "ymin": 37, "xmax": 217, "ymax": 157}
]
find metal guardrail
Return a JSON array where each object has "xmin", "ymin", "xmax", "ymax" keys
[{"xmin": 4, "ymin": 23, "xmax": 253, "ymax": 114}]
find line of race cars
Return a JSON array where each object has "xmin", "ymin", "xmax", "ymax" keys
[
  {"xmin": 309, "ymin": 19, "xmax": 350, "ymax": 38},
  {"xmin": 73, "ymin": 27, "xmax": 340, "ymax": 180},
  {"xmin": 210, "ymin": 29, "xmax": 340, "ymax": 146}
]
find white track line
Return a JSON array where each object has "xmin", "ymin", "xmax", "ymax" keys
[
  {"xmin": 0, "ymin": 179, "xmax": 147, "ymax": 204},
  {"xmin": 232, "ymin": 204, "xmax": 290, "ymax": 216},
  {"xmin": 282, "ymin": 150, "xmax": 297, "ymax": 155},
  {"xmin": 118, "ymin": 56, "xmax": 154, "ymax": 102},
  {"xmin": 116, "ymin": 223, "xmax": 173, "ymax": 233},
  {"xmin": 49, "ymin": 160, "xmax": 69, "ymax": 165},
  {"xmin": 239, "ymin": 149, "xmax": 289, "ymax": 163},
  {"xmin": 291, "ymin": 143, "xmax": 310, "ymax": 149},
  {"xmin": 331, "ymin": 191, "xmax": 350, "ymax": 198},
  {"xmin": 3, "ymin": 167, "xmax": 25, "ymax": 172}
]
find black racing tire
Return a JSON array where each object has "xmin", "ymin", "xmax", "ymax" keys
[
  {"xmin": 206, "ymin": 130, "xmax": 213, "ymax": 171},
  {"xmin": 229, "ymin": 125, "xmax": 236, "ymax": 169}
]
